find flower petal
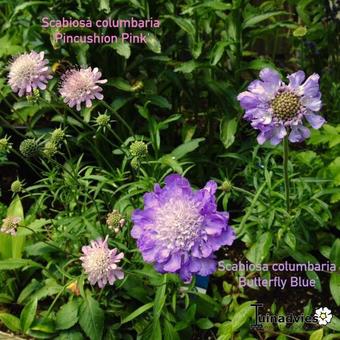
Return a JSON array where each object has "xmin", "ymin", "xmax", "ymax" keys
[{"xmin": 305, "ymin": 113, "xmax": 326, "ymax": 129}]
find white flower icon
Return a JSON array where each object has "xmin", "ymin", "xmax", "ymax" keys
[{"xmin": 314, "ymin": 307, "xmax": 333, "ymax": 325}]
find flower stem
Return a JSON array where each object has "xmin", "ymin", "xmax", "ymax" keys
[{"xmin": 283, "ymin": 136, "xmax": 290, "ymax": 212}]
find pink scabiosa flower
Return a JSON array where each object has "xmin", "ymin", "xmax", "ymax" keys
[
  {"xmin": 237, "ymin": 68, "xmax": 326, "ymax": 145},
  {"xmin": 8, "ymin": 51, "xmax": 52, "ymax": 96},
  {"xmin": 80, "ymin": 235, "xmax": 124, "ymax": 288},
  {"xmin": 59, "ymin": 67, "xmax": 107, "ymax": 111},
  {"xmin": 131, "ymin": 174, "xmax": 235, "ymax": 282},
  {"xmin": 1, "ymin": 216, "xmax": 21, "ymax": 235}
]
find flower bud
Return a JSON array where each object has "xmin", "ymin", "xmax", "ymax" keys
[
  {"xmin": 129, "ymin": 141, "xmax": 148, "ymax": 158},
  {"xmin": 11, "ymin": 179, "xmax": 23, "ymax": 193},
  {"xmin": 19, "ymin": 139, "xmax": 40, "ymax": 158}
]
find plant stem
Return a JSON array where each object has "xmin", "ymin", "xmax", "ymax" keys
[{"xmin": 283, "ymin": 136, "xmax": 290, "ymax": 212}]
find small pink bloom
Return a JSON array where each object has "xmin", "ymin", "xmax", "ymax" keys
[
  {"xmin": 80, "ymin": 235, "xmax": 124, "ymax": 288},
  {"xmin": 8, "ymin": 51, "xmax": 52, "ymax": 96},
  {"xmin": 1, "ymin": 216, "xmax": 22, "ymax": 235},
  {"xmin": 59, "ymin": 67, "xmax": 107, "ymax": 111}
]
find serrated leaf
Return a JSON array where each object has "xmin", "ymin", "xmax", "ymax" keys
[
  {"xmin": 0, "ymin": 258, "xmax": 41, "ymax": 270},
  {"xmin": 56, "ymin": 300, "xmax": 79, "ymax": 330},
  {"xmin": 79, "ymin": 292, "xmax": 104, "ymax": 340}
]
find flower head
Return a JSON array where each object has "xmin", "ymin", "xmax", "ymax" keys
[
  {"xmin": 51, "ymin": 128, "xmax": 65, "ymax": 144},
  {"xmin": 11, "ymin": 179, "xmax": 23, "ymax": 193},
  {"xmin": 43, "ymin": 141, "xmax": 58, "ymax": 159},
  {"xmin": 8, "ymin": 51, "xmax": 52, "ymax": 97},
  {"xmin": 131, "ymin": 174, "xmax": 235, "ymax": 282},
  {"xmin": 237, "ymin": 68, "xmax": 326, "ymax": 145},
  {"xmin": 80, "ymin": 235, "xmax": 124, "ymax": 288},
  {"xmin": 59, "ymin": 67, "xmax": 107, "ymax": 111},
  {"xmin": 0, "ymin": 136, "xmax": 12, "ymax": 154},
  {"xmin": 95, "ymin": 113, "xmax": 111, "ymax": 127},
  {"xmin": 130, "ymin": 141, "xmax": 148, "ymax": 158},
  {"xmin": 106, "ymin": 210, "xmax": 125, "ymax": 233},
  {"xmin": 19, "ymin": 139, "xmax": 40, "ymax": 158},
  {"xmin": 314, "ymin": 307, "xmax": 332, "ymax": 325},
  {"xmin": 1, "ymin": 216, "xmax": 21, "ymax": 235}
]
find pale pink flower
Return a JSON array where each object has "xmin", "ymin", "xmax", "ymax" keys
[
  {"xmin": 8, "ymin": 51, "xmax": 52, "ymax": 96},
  {"xmin": 1, "ymin": 216, "xmax": 22, "ymax": 235},
  {"xmin": 80, "ymin": 235, "xmax": 124, "ymax": 288},
  {"xmin": 59, "ymin": 67, "xmax": 107, "ymax": 111}
]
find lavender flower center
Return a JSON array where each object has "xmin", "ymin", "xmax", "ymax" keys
[
  {"xmin": 271, "ymin": 91, "xmax": 300, "ymax": 121},
  {"xmin": 155, "ymin": 198, "xmax": 203, "ymax": 251}
]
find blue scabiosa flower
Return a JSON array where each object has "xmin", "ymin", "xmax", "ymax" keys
[
  {"xmin": 131, "ymin": 174, "xmax": 235, "ymax": 282},
  {"xmin": 237, "ymin": 68, "xmax": 326, "ymax": 145},
  {"xmin": 80, "ymin": 236, "xmax": 124, "ymax": 288}
]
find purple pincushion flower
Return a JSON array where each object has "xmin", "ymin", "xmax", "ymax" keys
[
  {"xmin": 80, "ymin": 235, "xmax": 124, "ymax": 288},
  {"xmin": 8, "ymin": 51, "xmax": 52, "ymax": 96},
  {"xmin": 237, "ymin": 68, "xmax": 326, "ymax": 145},
  {"xmin": 59, "ymin": 67, "xmax": 107, "ymax": 111},
  {"xmin": 131, "ymin": 174, "xmax": 235, "ymax": 282}
]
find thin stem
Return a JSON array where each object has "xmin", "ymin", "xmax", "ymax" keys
[{"xmin": 283, "ymin": 136, "xmax": 290, "ymax": 212}]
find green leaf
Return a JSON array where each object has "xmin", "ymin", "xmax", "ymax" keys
[
  {"xmin": 246, "ymin": 232, "xmax": 272, "ymax": 264},
  {"xmin": 170, "ymin": 138, "xmax": 205, "ymax": 160},
  {"xmin": 310, "ymin": 328, "xmax": 323, "ymax": 340},
  {"xmin": 330, "ymin": 273, "xmax": 340, "ymax": 306},
  {"xmin": 220, "ymin": 117, "xmax": 237, "ymax": 149},
  {"xmin": 17, "ymin": 279, "xmax": 41, "ymax": 304},
  {"xmin": 56, "ymin": 300, "xmax": 79, "ymax": 330},
  {"xmin": 146, "ymin": 33, "xmax": 161, "ymax": 53},
  {"xmin": 30, "ymin": 318, "xmax": 56, "ymax": 333},
  {"xmin": 7, "ymin": 195, "xmax": 24, "ymax": 219},
  {"xmin": 196, "ymin": 318, "xmax": 214, "ymax": 329},
  {"xmin": 160, "ymin": 155, "xmax": 183, "ymax": 173},
  {"xmin": 330, "ymin": 239, "xmax": 340, "ymax": 268},
  {"xmin": 79, "ymin": 291, "xmax": 104, "ymax": 340},
  {"xmin": 163, "ymin": 15, "xmax": 196, "ymax": 37},
  {"xmin": 111, "ymin": 41, "xmax": 131, "ymax": 59},
  {"xmin": 328, "ymin": 315, "xmax": 340, "ymax": 331},
  {"xmin": 231, "ymin": 301, "xmax": 255, "ymax": 331},
  {"xmin": 0, "ymin": 313, "xmax": 21, "ymax": 332},
  {"xmin": 0, "ymin": 258, "xmax": 41, "ymax": 270},
  {"xmin": 293, "ymin": 26, "xmax": 307, "ymax": 37},
  {"xmin": 163, "ymin": 319, "xmax": 179, "ymax": 340},
  {"xmin": 210, "ymin": 41, "xmax": 229, "ymax": 66},
  {"xmin": 20, "ymin": 297, "xmax": 38, "ymax": 332},
  {"xmin": 174, "ymin": 60, "xmax": 198, "ymax": 73},
  {"xmin": 284, "ymin": 232, "xmax": 296, "ymax": 250},
  {"xmin": 99, "ymin": 0, "xmax": 110, "ymax": 13},
  {"xmin": 121, "ymin": 302, "xmax": 154, "ymax": 324},
  {"xmin": 108, "ymin": 78, "xmax": 133, "ymax": 92},
  {"xmin": 0, "ymin": 35, "xmax": 24, "ymax": 57},
  {"xmin": 54, "ymin": 331, "xmax": 84, "ymax": 340},
  {"xmin": 243, "ymin": 11, "xmax": 287, "ymax": 29},
  {"xmin": 153, "ymin": 276, "xmax": 167, "ymax": 320}
]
